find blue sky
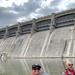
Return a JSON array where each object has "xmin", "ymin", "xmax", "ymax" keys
[{"xmin": 0, "ymin": 0, "xmax": 75, "ymax": 28}]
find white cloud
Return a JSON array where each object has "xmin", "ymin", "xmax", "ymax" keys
[
  {"xmin": 0, "ymin": 0, "xmax": 29, "ymax": 7},
  {"xmin": 29, "ymin": 12, "xmax": 44, "ymax": 19},
  {"xmin": 17, "ymin": 17, "xmax": 26, "ymax": 22},
  {"xmin": 39, "ymin": 0, "xmax": 53, "ymax": 9},
  {"xmin": 0, "ymin": 0, "xmax": 12, "ymax": 7},
  {"xmin": 35, "ymin": 8, "xmax": 41, "ymax": 12},
  {"xmin": 9, "ymin": 10, "xmax": 18, "ymax": 14},
  {"xmin": 57, "ymin": 0, "xmax": 75, "ymax": 11},
  {"xmin": 12, "ymin": 0, "xmax": 29, "ymax": 6},
  {"xmin": 29, "ymin": 13, "xmax": 38, "ymax": 19}
]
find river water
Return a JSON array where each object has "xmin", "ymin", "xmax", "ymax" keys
[{"xmin": 0, "ymin": 58, "xmax": 74, "ymax": 75}]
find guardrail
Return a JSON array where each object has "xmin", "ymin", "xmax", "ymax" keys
[{"xmin": 56, "ymin": 19, "xmax": 75, "ymax": 27}]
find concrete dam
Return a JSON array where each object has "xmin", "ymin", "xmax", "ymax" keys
[{"xmin": 0, "ymin": 8, "xmax": 75, "ymax": 58}]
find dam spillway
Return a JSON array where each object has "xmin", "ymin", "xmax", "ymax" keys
[{"xmin": 0, "ymin": 8, "xmax": 75, "ymax": 58}]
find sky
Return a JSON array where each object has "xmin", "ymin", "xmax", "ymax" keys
[{"xmin": 0, "ymin": 0, "xmax": 75, "ymax": 28}]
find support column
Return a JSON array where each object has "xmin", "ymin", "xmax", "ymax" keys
[
  {"xmin": 51, "ymin": 13, "xmax": 55, "ymax": 25},
  {"xmin": 31, "ymin": 18, "xmax": 37, "ymax": 36},
  {"xmin": 4, "ymin": 26, "xmax": 9, "ymax": 40},
  {"xmin": 16, "ymin": 23, "xmax": 21, "ymax": 38},
  {"xmin": 50, "ymin": 13, "xmax": 56, "ymax": 33},
  {"xmin": 74, "ymin": 22, "xmax": 75, "ymax": 29}
]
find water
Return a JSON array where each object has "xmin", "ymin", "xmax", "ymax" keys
[{"xmin": 0, "ymin": 58, "xmax": 75, "ymax": 75}]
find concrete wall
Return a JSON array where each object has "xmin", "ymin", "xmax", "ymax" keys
[{"xmin": 0, "ymin": 8, "xmax": 75, "ymax": 58}]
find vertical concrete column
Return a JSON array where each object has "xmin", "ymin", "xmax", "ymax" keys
[
  {"xmin": 18, "ymin": 23, "xmax": 21, "ymax": 32},
  {"xmin": 74, "ymin": 22, "xmax": 75, "ymax": 29},
  {"xmin": 31, "ymin": 18, "xmax": 37, "ymax": 36},
  {"xmin": 6, "ymin": 26, "xmax": 9, "ymax": 35},
  {"xmin": 4, "ymin": 26, "xmax": 9, "ymax": 40},
  {"xmin": 51, "ymin": 13, "xmax": 55, "ymax": 25},
  {"xmin": 50, "ymin": 13, "xmax": 55, "ymax": 33},
  {"xmin": 73, "ymin": 22, "xmax": 75, "ymax": 39},
  {"xmin": 16, "ymin": 23, "xmax": 21, "ymax": 37}
]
